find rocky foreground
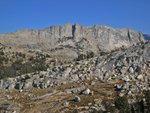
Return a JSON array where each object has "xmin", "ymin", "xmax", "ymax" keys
[
  {"xmin": 0, "ymin": 39, "xmax": 149, "ymax": 113},
  {"xmin": 0, "ymin": 24, "xmax": 149, "ymax": 113}
]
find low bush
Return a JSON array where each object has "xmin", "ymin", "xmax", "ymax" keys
[{"xmin": 115, "ymin": 96, "xmax": 131, "ymax": 113}]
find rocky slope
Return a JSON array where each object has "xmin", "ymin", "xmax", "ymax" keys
[
  {"xmin": 0, "ymin": 24, "xmax": 149, "ymax": 113},
  {"xmin": 0, "ymin": 24, "xmax": 145, "ymax": 63},
  {"xmin": 0, "ymin": 39, "xmax": 149, "ymax": 112},
  {"xmin": 0, "ymin": 40, "xmax": 149, "ymax": 91}
]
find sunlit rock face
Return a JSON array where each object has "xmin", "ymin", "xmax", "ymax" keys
[{"xmin": 0, "ymin": 24, "xmax": 144, "ymax": 60}]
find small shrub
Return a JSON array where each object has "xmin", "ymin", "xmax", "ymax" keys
[
  {"xmin": 87, "ymin": 51, "xmax": 94, "ymax": 59},
  {"xmin": 115, "ymin": 96, "xmax": 131, "ymax": 113},
  {"xmin": 0, "ymin": 50, "xmax": 4, "ymax": 55},
  {"xmin": 144, "ymin": 90, "xmax": 150, "ymax": 112},
  {"xmin": 90, "ymin": 109, "xmax": 103, "ymax": 113}
]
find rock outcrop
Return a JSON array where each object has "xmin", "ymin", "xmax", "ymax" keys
[{"xmin": 0, "ymin": 24, "xmax": 144, "ymax": 62}]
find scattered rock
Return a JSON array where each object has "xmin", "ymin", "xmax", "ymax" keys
[
  {"xmin": 63, "ymin": 101, "xmax": 69, "ymax": 107},
  {"xmin": 90, "ymin": 81, "xmax": 96, "ymax": 86},
  {"xmin": 89, "ymin": 91, "xmax": 94, "ymax": 96},
  {"xmin": 74, "ymin": 96, "xmax": 81, "ymax": 102},
  {"xmin": 137, "ymin": 74, "xmax": 144, "ymax": 81},
  {"xmin": 128, "ymin": 67, "xmax": 134, "ymax": 74},
  {"xmin": 65, "ymin": 86, "xmax": 85, "ymax": 94},
  {"xmin": 119, "ymin": 92, "xmax": 125, "ymax": 97},
  {"xmin": 115, "ymin": 84, "xmax": 123, "ymax": 90},
  {"xmin": 23, "ymin": 80, "xmax": 33, "ymax": 89},
  {"xmin": 82, "ymin": 88, "xmax": 91, "ymax": 95},
  {"xmin": 88, "ymin": 103, "xmax": 92, "ymax": 106},
  {"xmin": 122, "ymin": 82, "xmax": 130, "ymax": 90},
  {"xmin": 8, "ymin": 83, "xmax": 15, "ymax": 91},
  {"xmin": 103, "ymin": 71, "xmax": 110, "ymax": 81},
  {"xmin": 15, "ymin": 82, "xmax": 24, "ymax": 90}
]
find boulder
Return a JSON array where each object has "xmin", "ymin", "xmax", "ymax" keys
[
  {"xmin": 0, "ymin": 80, "xmax": 4, "ymax": 89},
  {"xmin": 135, "ymin": 65, "xmax": 142, "ymax": 75},
  {"xmin": 33, "ymin": 79, "xmax": 40, "ymax": 88},
  {"xmin": 63, "ymin": 101, "xmax": 69, "ymax": 107},
  {"xmin": 122, "ymin": 82, "xmax": 130, "ymax": 90},
  {"xmin": 8, "ymin": 83, "xmax": 15, "ymax": 91},
  {"xmin": 115, "ymin": 84, "xmax": 123, "ymax": 90},
  {"xmin": 15, "ymin": 82, "xmax": 24, "ymax": 90},
  {"xmin": 82, "ymin": 88, "xmax": 91, "ymax": 95},
  {"xmin": 128, "ymin": 67, "xmax": 134, "ymax": 74},
  {"xmin": 74, "ymin": 96, "xmax": 81, "ymax": 102},
  {"xmin": 23, "ymin": 80, "xmax": 33, "ymax": 89},
  {"xmin": 2, "ymin": 80, "xmax": 12, "ymax": 89},
  {"xmin": 137, "ymin": 74, "xmax": 144, "ymax": 81},
  {"xmin": 103, "ymin": 71, "xmax": 110, "ymax": 81}
]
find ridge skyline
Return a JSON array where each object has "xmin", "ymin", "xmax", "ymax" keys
[
  {"xmin": 0, "ymin": 23, "xmax": 147, "ymax": 35},
  {"xmin": 0, "ymin": 0, "xmax": 149, "ymax": 34}
]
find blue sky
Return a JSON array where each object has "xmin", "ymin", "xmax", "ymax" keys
[{"xmin": 0, "ymin": 0, "xmax": 150, "ymax": 34}]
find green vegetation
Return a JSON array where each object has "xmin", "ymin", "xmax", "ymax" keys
[
  {"xmin": 115, "ymin": 96, "xmax": 131, "ymax": 113},
  {"xmin": 131, "ymin": 100, "xmax": 144, "ymax": 113},
  {"xmin": 0, "ymin": 46, "xmax": 49, "ymax": 79},
  {"xmin": 113, "ymin": 91, "xmax": 150, "ymax": 113},
  {"xmin": 72, "ymin": 109, "xmax": 79, "ymax": 113},
  {"xmin": 77, "ymin": 51, "xmax": 94, "ymax": 61},
  {"xmin": 90, "ymin": 109, "xmax": 103, "ymax": 113},
  {"xmin": 144, "ymin": 90, "xmax": 150, "ymax": 113}
]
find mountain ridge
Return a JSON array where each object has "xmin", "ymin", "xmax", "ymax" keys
[{"xmin": 0, "ymin": 24, "xmax": 145, "ymax": 63}]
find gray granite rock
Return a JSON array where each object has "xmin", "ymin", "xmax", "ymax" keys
[
  {"xmin": 74, "ymin": 95, "xmax": 81, "ymax": 102},
  {"xmin": 82, "ymin": 88, "xmax": 91, "ymax": 95},
  {"xmin": 122, "ymin": 82, "xmax": 130, "ymax": 90},
  {"xmin": 128, "ymin": 66, "xmax": 134, "ymax": 74},
  {"xmin": 0, "ymin": 24, "xmax": 144, "ymax": 62},
  {"xmin": 8, "ymin": 83, "xmax": 15, "ymax": 91},
  {"xmin": 115, "ymin": 84, "xmax": 123, "ymax": 90},
  {"xmin": 33, "ymin": 79, "xmax": 40, "ymax": 88},
  {"xmin": 15, "ymin": 82, "xmax": 24, "ymax": 90},
  {"xmin": 0, "ymin": 80, "xmax": 4, "ymax": 89},
  {"xmin": 23, "ymin": 79, "xmax": 33, "ymax": 89},
  {"xmin": 103, "ymin": 71, "xmax": 110, "ymax": 81}
]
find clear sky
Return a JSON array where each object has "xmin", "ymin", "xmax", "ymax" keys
[{"xmin": 0, "ymin": 0, "xmax": 150, "ymax": 34}]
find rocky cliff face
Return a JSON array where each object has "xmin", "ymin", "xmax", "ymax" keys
[{"xmin": 0, "ymin": 24, "xmax": 145, "ymax": 62}]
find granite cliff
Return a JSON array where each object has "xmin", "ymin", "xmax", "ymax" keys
[{"xmin": 0, "ymin": 24, "xmax": 144, "ymax": 62}]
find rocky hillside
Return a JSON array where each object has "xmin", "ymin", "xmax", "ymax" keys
[
  {"xmin": 0, "ymin": 24, "xmax": 149, "ymax": 113},
  {"xmin": 0, "ymin": 24, "xmax": 145, "ymax": 63},
  {"xmin": 0, "ymin": 38, "xmax": 149, "ymax": 113}
]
